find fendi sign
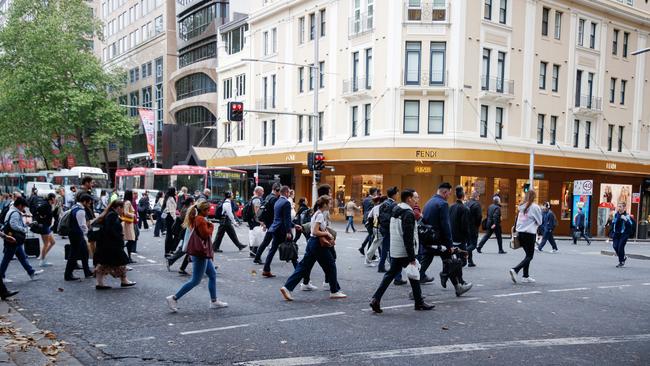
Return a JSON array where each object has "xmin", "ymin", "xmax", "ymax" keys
[{"xmin": 415, "ymin": 150, "xmax": 439, "ymax": 159}]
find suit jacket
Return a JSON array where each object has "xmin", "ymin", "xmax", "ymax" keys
[
  {"xmin": 487, "ymin": 204, "xmax": 502, "ymax": 227},
  {"xmin": 269, "ymin": 196, "xmax": 292, "ymax": 234}
]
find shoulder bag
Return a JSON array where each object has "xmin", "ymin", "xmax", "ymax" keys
[
  {"xmin": 186, "ymin": 228, "xmax": 212, "ymax": 258},
  {"xmin": 510, "ymin": 212, "xmax": 521, "ymax": 250}
]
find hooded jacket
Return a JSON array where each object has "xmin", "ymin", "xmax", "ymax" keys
[{"xmin": 389, "ymin": 203, "xmax": 418, "ymax": 262}]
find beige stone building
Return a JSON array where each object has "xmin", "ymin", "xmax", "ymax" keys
[{"xmin": 208, "ymin": 0, "xmax": 650, "ymax": 235}]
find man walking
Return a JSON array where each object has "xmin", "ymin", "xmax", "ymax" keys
[
  {"xmin": 537, "ymin": 202, "xmax": 558, "ymax": 253},
  {"xmin": 213, "ymin": 191, "xmax": 246, "ymax": 252},
  {"xmin": 137, "ymin": 192, "xmax": 150, "ymax": 230},
  {"xmin": 253, "ymin": 183, "xmax": 281, "ymax": 265},
  {"xmin": 261, "ymin": 186, "xmax": 296, "ymax": 278},
  {"xmin": 449, "ymin": 186, "xmax": 470, "ymax": 265},
  {"xmin": 0, "ymin": 197, "xmax": 43, "ymax": 282},
  {"xmin": 573, "ymin": 207, "xmax": 591, "ymax": 245},
  {"xmin": 358, "ymin": 188, "xmax": 378, "ymax": 255},
  {"xmin": 420, "ymin": 183, "xmax": 453, "ymax": 283},
  {"xmin": 377, "ymin": 187, "xmax": 406, "ymax": 285},
  {"xmin": 64, "ymin": 194, "xmax": 94, "ymax": 281},
  {"xmin": 610, "ymin": 202, "xmax": 633, "ymax": 268},
  {"xmin": 369, "ymin": 189, "xmax": 434, "ymax": 313},
  {"xmin": 477, "ymin": 196, "xmax": 506, "ymax": 254},
  {"xmin": 246, "ymin": 186, "xmax": 264, "ymax": 257},
  {"xmin": 465, "ymin": 190, "xmax": 481, "ymax": 267}
]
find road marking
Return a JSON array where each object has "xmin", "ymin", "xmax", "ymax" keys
[
  {"xmin": 360, "ymin": 297, "xmax": 479, "ymax": 312},
  {"xmin": 547, "ymin": 288, "xmax": 590, "ymax": 293},
  {"xmin": 493, "ymin": 291, "xmax": 542, "ymax": 298},
  {"xmin": 642, "ymin": 283, "xmax": 650, "ymax": 286},
  {"xmin": 235, "ymin": 334, "xmax": 650, "ymax": 365},
  {"xmin": 180, "ymin": 324, "xmax": 250, "ymax": 336},
  {"xmin": 125, "ymin": 336, "xmax": 155, "ymax": 342},
  {"xmin": 226, "ymin": 258, "xmax": 251, "ymax": 261},
  {"xmin": 278, "ymin": 312, "xmax": 345, "ymax": 322},
  {"xmin": 146, "ymin": 259, "xmax": 157, "ymax": 263},
  {"xmin": 597, "ymin": 285, "xmax": 632, "ymax": 289},
  {"xmin": 136, "ymin": 255, "xmax": 146, "ymax": 259}
]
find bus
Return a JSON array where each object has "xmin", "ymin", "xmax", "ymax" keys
[
  {"xmin": 52, "ymin": 167, "xmax": 111, "ymax": 196},
  {"xmin": 115, "ymin": 165, "xmax": 248, "ymax": 201},
  {"xmin": 0, "ymin": 171, "xmax": 52, "ymax": 194}
]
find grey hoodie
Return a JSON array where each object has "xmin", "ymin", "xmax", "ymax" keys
[{"xmin": 515, "ymin": 203, "xmax": 543, "ymax": 234}]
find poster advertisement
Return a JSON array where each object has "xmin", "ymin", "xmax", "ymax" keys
[
  {"xmin": 597, "ymin": 184, "xmax": 632, "ymax": 236},
  {"xmin": 561, "ymin": 182, "xmax": 573, "ymax": 220},
  {"xmin": 138, "ymin": 108, "xmax": 156, "ymax": 161},
  {"xmin": 572, "ymin": 195, "xmax": 591, "ymax": 230}
]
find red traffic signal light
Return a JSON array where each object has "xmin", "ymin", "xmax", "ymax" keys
[
  {"xmin": 227, "ymin": 101, "xmax": 244, "ymax": 122},
  {"xmin": 314, "ymin": 152, "xmax": 325, "ymax": 170}
]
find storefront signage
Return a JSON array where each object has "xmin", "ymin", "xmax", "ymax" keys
[
  {"xmin": 285, "ymin": 154, "xmax": 296, "ymax": 161},
  {"xmin": 633, "ymin": 193, "xmax": 640, "ymax": 204},
  {"xmin": 301, "ymin": 169, "xmax": 311, "ymax": 175},
  {"xmin": 573, "ymin": 180, "xmax": 593, "ymax": 196},
  {"xmin": 550, "ymin": 200, "xmax": 560, "ymax": 206},
  {"xmin": 415, "ymin": 150, "xmax": 438, "ymax": 159},
  {"xmin": 533, "ymin": 172, "xmax": 544, "ymax": 179},
  {"xmin": 606, "ymin": 162, "xmax": 617, "ymax": 170},
  {"xmin": 414, "ymin": 166, "xmax": 432, "ymax": 174}
]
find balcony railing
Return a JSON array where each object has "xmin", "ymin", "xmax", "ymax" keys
[
  {"xmin": 480, "ymin": 75, "xmax": 514, "ymax": 95},
  {"xmin": 343, "ymin": 76, "xmax": 372, "ymax": 93},
  {"xmin": 404, "ymin": 70, "xmax": 448, "ymax": 87},
  {"xmin": 404, "ymin": 1, "xmax": 448, "ymax": 23},
  {"xmin": 348, "ymin": 12, "xmax": 374, "ymax": 38},
  {"xmin": 575, "ymin": 94, "xmax": 602, "ymax": 111},
  {"xmin": 255, "ymin": 97, "xmax": 276, "ymax": 110}
]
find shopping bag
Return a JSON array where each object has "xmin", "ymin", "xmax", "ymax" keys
[
  {"xmin": 249, "ymin": 226, "xmax": 265, "ymax": 247},
  {"xmin": 405, "ymin": 260, "xmax": 420, "ymax": 280}
]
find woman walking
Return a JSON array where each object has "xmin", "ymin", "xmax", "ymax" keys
[
  {"xmin": 162, "ymin": 188, "xmax": 178, "ymax": 256},
  {"xmin": 280, "ymin": 195, "xmax": 346, "ymax": 301},
  {"xmin": 122, "ymin": 190, "xmax": 137, "ymax": 263},
  {"xmin": 153, "ymin": 191, "xmax": 165, "ymax": 237},
  {"xmin": 166, "ymin": 196, "xmax": 195, "ymax": 275},
  {"xmin": 166, "ymin": 201, "xmax": 227, "ymax": 312},
  {"xmin": 509, "ymin": 190, "xmax": 543, "ymax": 284},
  {"xmin": 93, "ymin": 201, "xmax": 136, "ymax": 289}
]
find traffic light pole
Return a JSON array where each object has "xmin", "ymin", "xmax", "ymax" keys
[{"xmin": 311, "ymin": 11, "xmax": 320, "ymax": 206}]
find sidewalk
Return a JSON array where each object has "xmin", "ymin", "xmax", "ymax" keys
[{"xmin": 0, "ymin": 301, "xmax": 82, "ymax": 366}]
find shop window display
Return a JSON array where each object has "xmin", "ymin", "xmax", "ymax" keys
[
  {"xmin": 493, "ymin": 178, "xmax": 510, "ymax": 220},
  {"xmin": 561, "ymin": 181, "xmax": 573, "ymax": 220},
  {"xmin": 597, "ymin": 184, "xmax": 632, "ymax": 237}
]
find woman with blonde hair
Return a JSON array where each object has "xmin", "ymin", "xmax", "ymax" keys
[
  {"xmin": 509, "ymin": 190, "xmax": 543, "ymax": 284},
  {"xmin": 166, "ymin": 200, "xmax": 227, "ymax": 312},
  {"xmin": 122, "ymin": 190, "xmax": 137, "ymax": 263}
]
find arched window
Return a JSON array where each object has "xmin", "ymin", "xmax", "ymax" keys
[{"xmin": 175, "ymin": 73, "xmax": 216, "ymax": 100}]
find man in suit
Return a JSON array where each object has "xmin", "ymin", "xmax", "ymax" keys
[
  {"xmin": 262, "ymin": 186, "xmax": 296, "ymax": 278},
  {"xmin": 477, "ymin": 196, "xmax": 506, "ymax": 254},
  {"xmin": 573, "ymin": 207, "xmax": 591, "ymax": 245},
  {"xmin": 465, "ymin": 190, "xmax": 482, "ymax": 267}
]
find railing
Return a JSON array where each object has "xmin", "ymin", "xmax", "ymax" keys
[
  {"xmin": 575, "ymin": 94, "xmax": 602, "ymax": 111},
  {"xmin": 348, "ymin": 12, "xmax": 374, "ymax": 38},
  {"xmin": 255, "ymin": 97, "xmax": 276, "ymax": 110},
  {"xmin": 404, "ymin": 70, "xmax": 448, "ymax": 87},
  {"xmin": 480, "ymin": 75, "xmax": 514, "ymax": 95},
  {"xmin": 343, "ymin": 76, "xmax": 373, "ymax": 93},
  {"xmin": 404, "ymin": 1, "xmax": 448, "ymax": 23}
]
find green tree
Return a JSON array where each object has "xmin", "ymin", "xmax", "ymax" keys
[{"xmin": 0, "ymin": 0, "xmax": 134, "ymax": 168}]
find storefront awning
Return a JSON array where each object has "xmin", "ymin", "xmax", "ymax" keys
[{"xmin": 185, "ymin": 147, "xmax": 237, "ymax": 167}]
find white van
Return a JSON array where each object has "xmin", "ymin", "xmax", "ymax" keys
[{"xmin": 25, "ymin": 182, "xmax": 56, "ymax": 198}]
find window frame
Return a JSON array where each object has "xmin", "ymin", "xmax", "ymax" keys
[
  {"xmin": 403, "ymin": 100, "xmax": 420, "ymax": 134},
  {"xmin": 610, "ymin": 78, "xmax": 616, "ymax": 103},
  {"xmin": 573, "ymin": 119, "xmax": 580, "ymax": 148},
  {"xmin": 541, "ymin": 7, "xmax": 550, "ymax": 36},
  {"xmin": 430, "ymin": 42, "xmax": 446, "ymax": 86},
  {"xmin": 480, "ymin": 105, "xmax": 488, "ymax": 138},
  {"xmin": 617, "ymin": 126, "xmax": 624, "ymax": 152},
  {"xmin": 613, "ymin": 29, "xmax": 619, "ymax": 55},
  {"xmin": 585, "ymin": 121, "xmax": 591, "ymax": 149},
  {"xmin": 499, "ymin": 0, "xmax": 507, "ymax": 24},
  {"xmin": 623, "ymin": 31, "xmax": 629, "ymax": 58},
  {"xmin": 365, "ymin": 48, "xmax": 373, "ymax": 89},
  {"xmin": 298, "ymin": 17, "xmax": 305, "ymax": 44},
  {"xmin": 607, "ymin": 124, "xmax": 614, "ymax": 151},
  {"xmin": 589, "ymin": 22, "xmax": 597, "ymax": 49},
  {"xmin": 351, "ymin": 106, "xmax": 358, "ymax": 137},
  {"xmin": 484, "ymin": 0, "xmax": 492, "ymax": 20},
  {"xmin": 364, "ymin": 103, "xmax": 371, "ymax": 136},
  {"xmin": 298, "ymin": 67, "xmax": 304, "ymax": 93},
  {"xmin": 320, "ymin": 8, "xmax": 326, "ymax": 37},
  {"xmin": 550, "ymin": 115, "xmax": 557, "ymax": 145},
  {"xmin": 620, "ymin": 79, "xmax": 626, "ymax": 105},
  {"xmin": 554, "ymin": 11, "xmax": 562, "ymax": 40},
  {"xmin": 551, "ymin": 64, "xmax": 560, "ymax": 92},
  {"xmin": 537, "ymin": 114, "xmax": 545, "ymax": 144},
  {"xmin": 404, "ymin": 41, "xmax": 422, "ymax": 85},
  {"xmin": 539, "ymin": 61, "xmax": 547, "ymax": 90},
  {"xmin": 428, "ymin": 100, "xmax": 444, "ymax": 134}
]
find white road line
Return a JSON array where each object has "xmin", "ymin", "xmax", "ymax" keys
[
  {"xmin": 226, "ymin": 258, "xmax": 251, "ymax": 261},
  {"xmin": 235, "ymin": 334, "xmax": 650, "ymax": 365},
  {"xmin": 278, "ymin": 312, "xmax": 345, "ymax": 322},
  {"xmin": 136, "ymin": 255, "xmax": 146, "ymax": 259},
  {"xmin": 146, "ymin": 259, "xmax": 157, "ymax": 263},
  {"xmin": 493, "ymin": 291, "xmax": 542, "ymax": 298},
  {"xmin": 180, "ymin": 324, "xmax": 250, "ymax": 336},
  {"xmin": 360, "ymin": 297, "xmax": 479, "ymax": 312},
  {"xmin": 547, "ymin": 287, "xmax": 590, "ymax": 293},
  {"xmin": 125, "ymin": 336, "xmax": 155, "ymax": 342},
  {"xmin": 597, "ymin": 285, "xmax": 632, "ymax": 289},
  {"xmin": 642, "ymin": 283, "xmax": 650, "ymax": 286}
]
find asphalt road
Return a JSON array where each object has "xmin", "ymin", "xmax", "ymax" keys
[{"xmin": 3, "ymin": 224, "xmax": 649, "ymax": 365}]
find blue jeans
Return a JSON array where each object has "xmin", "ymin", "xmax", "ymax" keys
[
  {"xmin": 0, "ymin": 244, "xmax": 35, "ymax": 278},
  {"xmin": 538, "ymin": 231, "xmax": 557, "ymax": 250},
  {"xmin": 174, "ymin": 256, "xmax": 217, "ymax": 301},
  {"xmin": 612, "ymin": 234, "xmax": 629, "ymax": 263},
  {"xmin": 153, "ymin": 211, "xmax": 164, "ymax": 236},
  {"xmin": 346, "ymin": 216, "xmax": 356, "ymax": 232},
  {"xmin": 284, "ymin": 237, "xmax": 340, "ymax": 293}
]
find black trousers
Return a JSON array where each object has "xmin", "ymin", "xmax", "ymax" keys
[
  {"xmin": 138, "ymin": 211, "xmax": 149, "ymax": 229},
  {"xmin": 466, "ymin": 231, "xmax": 478, "ymax": 264},
  {"xmin": 254, "ymin": 231, "xmax": 274, "ymax": 262},
  {"xmin": 213, "ymin": 220, "xmax": 243, "ymax": 250},
  {"xmin": 164, "ymin": 215, "xmax": 176, "ymax": 254},
  {"xmin": 513, "ymin": 232, "xmax": 536, "ymax": 277},
  {"xmin": 64, "ymin": 234, "xmax": 92, "ymax": 279},
  {"xmin": 478, "ymin": 225, "xmax": 504, "ymax": 252},
  {"xmin": 372, "ymin": 257, "xmax": 423, "ymax": 305}
]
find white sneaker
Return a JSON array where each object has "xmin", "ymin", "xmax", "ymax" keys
[
  {"xmin": 300, "ymin": 282, "xmax": 317, "ymax": 291},
  {"xmin": 29, "ymin": 270, "xmax": 44, "ymax": 280},
  {"xmin": 522, "ymin": 277, "xmax": 536, "ymax": 283},
  {"xmin": 166, "ymin": 295, "xmax": 178, "ymax": 312},
  {"xmin": 509, "ymin": 269, "xmax": 517, "ymax": 284},
  {"xmin": 280, "ymin": 287, "xmax": 294, "ymax": 301},
  {"xmin": 210, "ymin": 299, "xmax": 229, "ymax": 309},
  {"xmin": 364, "ymin": 259, "xmax": 377, "ymax": 267},
  {"xmin": 536, "ymin": 246, "xmax": 543, "ymax": 252},
  {"xmin": 329, "ymin": 292, "xmax": 347, "ymax": 299},
  {"xmin": 551, "ymin": 249, "xmax": 558, "ymax": 254},
  {"xmin": 39, "ymin": 260, "xmax": 53, "ymax": 267}
]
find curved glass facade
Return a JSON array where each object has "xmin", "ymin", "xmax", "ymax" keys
[
  {"xmin": 179, "ymin": 41, "xmax": 217, "ymax": 68},
  {"xmin": 175, "ymin": 106, "xmax": 216, "ymax": 127},
  {"xmin": 175, "ymin": 73, "xmax": 216, "ymax": 100},
  {"xmin": 178, "ymin": 2, "xmax": 228, "ymax": 41}
]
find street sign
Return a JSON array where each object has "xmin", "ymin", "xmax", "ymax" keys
[
  {"xmin": 632, "ymin": 193, "xmax": 640, "ymax": 203},
  {"xmin": 573, "ymin": 180, "xmax": 593, "ymax": 196}
]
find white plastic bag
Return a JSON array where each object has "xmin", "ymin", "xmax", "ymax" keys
[
  {"xmin": 405, "ymin": 260, "xmax": 421, "ymax": 281},
  {"xmin": 249, "ymin": 226, "xmax": 265, "ymax": 247},
  {"xmin": 181, "ymin": 228, "xmax": 193, "ymax": 252}
]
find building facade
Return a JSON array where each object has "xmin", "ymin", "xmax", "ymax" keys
[
  {"xmin": 97, "ymin": 0, "xmax": 178, "ymax": 178},
  {"xmin": 207, "ymin": 0, "xmax": 650, "ymax": 236}
]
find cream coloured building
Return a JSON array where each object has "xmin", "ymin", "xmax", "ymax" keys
[{"xmin": 209, "ymin": 0, "xmax": 650, "ymax": 235}]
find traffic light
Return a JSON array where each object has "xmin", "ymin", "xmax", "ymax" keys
[
  {"xmin": 126, "ymin": 160, "xmax": 133, "ymax": 171},
  {"xmin": 307, "ymin": 152, "xmax": 315, "ymax": 171},
  {"xmin": 523, "ymin": 183, "xmax": 530, "ymax": 193},
  {"xmin": 227, "ymin": 101, "xmax": 244, "ymax": 122},
  {"xmin": 314, "ymin": 171, "xmax": 322, "ymax": 184},
  {"xmin": 314, "ymin": 152, "xmax": 325, "ymax": 171}
]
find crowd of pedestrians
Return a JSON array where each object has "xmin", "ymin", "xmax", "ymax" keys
[{"xmin": 0, "ymin": 176, "xmax": 636, "ymax": 316}]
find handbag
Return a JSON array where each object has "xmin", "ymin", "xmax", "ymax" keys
[
  {"xmin": 279, "ymin": 241, "xmax": 298, "ymax": 261},
  {"xmin": 417, "ymin": 223, "xmax": 438, "ymax": 247},
  {"xmin": 186, "ymin": 228, "xmax": 212, "ymax": 258},
  {"xmin": 510, "ymin": 227, "xmax": 521, "ymax": 249}
]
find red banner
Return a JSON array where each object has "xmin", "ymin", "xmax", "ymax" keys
[
  {"xmin": 67, "ymin": 154, "xmax": 76, "ymax": 168},
  {"xmin": 138, "ymin": 108, "xmax": 156, "ymax": 161}
]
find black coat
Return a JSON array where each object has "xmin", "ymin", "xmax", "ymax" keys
[
  {"xmin": 449, "ymin": 200, "xmax": 470, "ymax": 244},
  {"xmin": 93, "ymin": 211, "xmax": 129, "ymax": 267},
  {"xmin": 466, "ymin": 199, "xmax": 482, "ymax": 235},
  {"xmin": 487, "ymin": 204, "xmax": 502, "ymax": 227}
]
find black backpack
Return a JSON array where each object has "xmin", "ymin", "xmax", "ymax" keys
[
  {"xmin": 378, "ymin": 199, "xmax": 396, "ymax": 231},
  {"xmin": 242, "ymin": 198, "xmax": 257, "ymax": 222},
  {"xmin": 0, "ymin": 205, "xmax": 11, "ymax": 230},
  {"xmin": 214, "ymin": 201, "xmax": 225, "ymax": 220},
  {"xmin": 257, "ymin": 195, "xmax": 277, "ymax": 224}
]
